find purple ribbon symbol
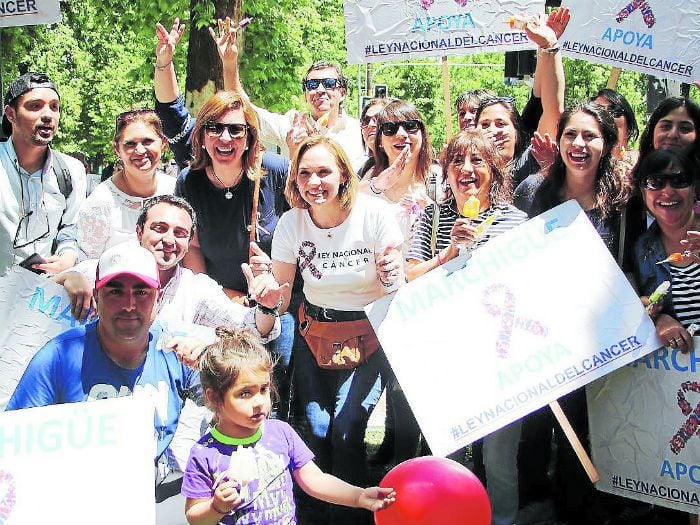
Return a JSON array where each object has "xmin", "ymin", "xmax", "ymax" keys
[
  {"xmin": 670, "ymin": 381, "xmax": 700, "ymax": 455},
  {"xmin": 482, "ymin": 283, "xmax": 548, "ymax": 358},
  {"xmin": 0, "ymin": 470, "xmax": 16, "ymax": 525},
  {"xmin": 299, "ymin": 241, "xmax": 323, "ymax": 280}
]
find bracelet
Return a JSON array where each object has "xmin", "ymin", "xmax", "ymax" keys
[
  {"xmin": 155, "ymin": 60, "xmax": 173, "ymax": 70},
  {"xmin": 368, "ymin": 178, "xmax": 383, "ymax": 195},
  {"xmin": 540, "ymin": 45, "xmax": 559, "ymax": 54},
  {"xmin": 256, "ymin": 297, "xmax": 283, "ymax": 317},
  {"xmin": 380, "ymin": 279, "xmax": 395, "ymax": 288},
  {"xmin": 211, "ymin": 500, "xmax": 230, "ymax": 515}
]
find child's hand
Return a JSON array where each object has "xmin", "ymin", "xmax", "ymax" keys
[
  {"xmin": 212, "ymin": 478, "xmax": 243, "ymax": 515},
  {"xmin": 358, "ymin": 486, "xmax": 396, "ymax": 512}
]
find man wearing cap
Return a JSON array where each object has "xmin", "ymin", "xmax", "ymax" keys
[
  {"xmin": 0, "ymin": 71, "xmax": 87, "ymax": 276},
  {"xmin": 7, "ymin": 242, "xmax": 199, "ymax": 524}
]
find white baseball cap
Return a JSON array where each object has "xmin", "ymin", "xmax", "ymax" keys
[{"xmin": 95, "ymin": 242, "xmax": 160, "ymax": 290}]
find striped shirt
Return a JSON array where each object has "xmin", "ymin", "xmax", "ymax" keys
[
  {"xmin": 668, "ymin": 262, "xmax": 700, "ymax": 329},
  {"xmin": 408, "ymin": 199, "xmax": 528, "ymax": 261}
]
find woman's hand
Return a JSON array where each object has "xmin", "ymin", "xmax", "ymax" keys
[
  {"xmin": 546, "ymin": 6, "xmax": 570, "ymax": 41},
  {"xmin": 209, "ymin": 17, "xmax": 238, "ymax": 65},
  {"xmin": 373, "ymin": 145, "xmax": 411, "ymax": 192},
  {"xmin": 286, "ymin": 111, "xmax": 315, "ymax": 160},
  {"xmin": 376, "ymin": 245, "xmax": 403, "ymax": 287},
  {"xmin": 51, "ymin": 271, "xmax": 95, "ymax": 321},
  {"xmin": 523, "ymin": 13, "xmax": 558, "ymax": 49},
  {"xmin": 656, "ymin": 314, "xmax": 693, "ymax": 353},
  {"xmin": 155, "ymin": 18, "xmax": 185, "ymax": 66},
  {"xmin": 680, "ymin": 230, "xmax": 700, "ymax": 263},
  {"xmin": 530, "ymin": 131, "xmax": 557, "ymax": 175},
  {"xmin": 248, "ymin": 241, "xmax": 273, "ymax": 277},
  {"xmin": 242, "ymin": 262, "xmax": 290, "ymax": 309},
  {"xmin": 448, "ymin": 217, "xmax": 478, "ymax": 255}
]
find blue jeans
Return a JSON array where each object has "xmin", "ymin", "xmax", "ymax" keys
[
  {"xmin": 483, "ymin": 419, "xmax": 522, "ymax": 525},
  {"xmin": 267, "ymin": 311, "xmax": 295, "ymax": 421},
  {"xmin": 294, "ymin": 336, "xmax": 387, "ymax": 481}
]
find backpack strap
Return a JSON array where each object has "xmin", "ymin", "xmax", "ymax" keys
[{"xmin": 50, "ymin": 149, "xmax": 73, "ymax": 199}]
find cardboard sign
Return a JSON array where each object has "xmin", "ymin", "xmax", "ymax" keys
[
  {"xmin": 343, "ymin": 0, "xmax": 543, "ymax": 64},
  {"xmin": 0, "ymin": 0, "xmax": 61, "ymax": 28},
  {"xmin": 560, "ymin": 0, "xmax": 699, "ymax": 83},
  {"xmin": 588, "ymin": 344, "xmax": 700, "ymax": 513},
  {"xmin": 0, "ymin": 397, "xmax": 155, "ymax": 524},
  {"xmin": 366, "ymin": 201, "xmax": 660, "ymax": 456}
]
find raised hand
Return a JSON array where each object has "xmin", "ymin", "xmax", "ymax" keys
[
  {"xmin": 373, "ymin": 145, "xmax": 411, "ymax": 192},
  {"xmin": 546, "ymin": 6, "xmax": 571, "ymax": 41},
  {"xmin": 530, "ymin": 131, "xmax": 558, "ymax": 175},
  {"xmin": 155, "ymin": 18, "xmax": 185, "ymax": 65},
  {"xmin": 209, "ymin": 17, "xmax": 239, "ymax": 64},
  {"xmin": 242, "ymin": 262, "xmax": 289, "ymax": 309}
]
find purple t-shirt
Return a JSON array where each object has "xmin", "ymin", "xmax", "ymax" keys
[{"xmin": 182, "ymin": 419, "xmax": 314, "ymax": 524}]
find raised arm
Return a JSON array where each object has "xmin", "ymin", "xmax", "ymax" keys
[
  {"xmin": 525, "ymin": 7, "xmax": 569, "ymax": 138},
  {"xmin": 154, "ymin": 18, "xmax": 185, "ymax": 103},
  {"xmin": 214, "ymin": 18, "xmax": 251, "ymax": 104}
]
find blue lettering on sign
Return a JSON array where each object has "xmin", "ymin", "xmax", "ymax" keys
[
  {"xmin": 660, "ymin": 459, "xmax": 700, "ymax": 484},
  {"xmin": 602, "ymin": 27, "xmax": 653, "ymax": 49},
  {"xmin": 28, "ymin": 287, "xmax": 87, "ymax": 328},
  {"xmin": 412, "ymin": 13, "xmax": 475, "ymax": 33}
]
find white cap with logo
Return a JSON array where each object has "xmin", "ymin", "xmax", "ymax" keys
[{"xmin": 95, "ymin": 242, "xmax": 160, "ymax": 290}]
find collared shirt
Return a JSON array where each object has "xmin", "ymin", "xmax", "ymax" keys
[
  {"xmin": 255, "ymin": 106, "xmax": 367, "ymax": 171},
  {"xmin": 0, "ymin": 138, "xmax": 87, "ymax": 275}
]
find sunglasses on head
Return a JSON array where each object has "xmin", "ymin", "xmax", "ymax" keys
[
  {"xmin": 204, "ymin": 122, "xmax": 249, "ymax": 139},
  {"xmin": 642, "ymin": 171, "xmax": 694, "ymax": 191},
  {"xmin": 116, "ymin": 108, "xmax": 156, "ymax": 127},
  {"xmin": 379, "ymin": 120, "xmax": 422, "ymax": 136},
  {"xmin": 302, "ymin": 78, "xmax": 341, "ymax": 91}
]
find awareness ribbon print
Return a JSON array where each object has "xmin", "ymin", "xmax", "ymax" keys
[
  {"xmin": 482, "ymin": 283, "xmax": 548, "ymax": 358},
  {"xmin": 669, "ymin": 381, "xmax": 700, "ymax": 455},
  {"xmin": 299, "ymin": 241, "xmax": 323, "ymax": 280},
  {"xmin": 0, "ymin": 470, "xmax": 16, "ymax": 525}
]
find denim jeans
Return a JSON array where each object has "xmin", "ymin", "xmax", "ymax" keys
[
  {"xmin": 294, "ymin": 337, "xmax": 387, "ymax": 481},
  {"xmin": 267, "ymin": 310, "xmax": 296, "ymax": 421},
  {"xmin": 483, "ymin": 419, "xmax": 522, "ymax": 525}
]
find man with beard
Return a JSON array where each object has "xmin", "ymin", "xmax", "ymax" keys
[{"xmin": 0, "ymin": 72, "xmax": 87, "ymax": 276}]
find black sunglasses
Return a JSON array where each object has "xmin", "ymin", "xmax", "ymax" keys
[
  {"xmin": 379, "ymin": 120, "xmax": 422, "ymax": 136},
  {"xmin": 302, "ymin": 78, "xmax": 341, "ymax": 91},
  {"xmin": 642, "ymin": 171, "xmax": 694, "ymax": 191},
  {"xmin": 360, "ymin": 114, "xmax": 378, "ymax": 128},
  {"xmin": 204, "ymin": 122, "xmax": 249, "ymax": 139}
]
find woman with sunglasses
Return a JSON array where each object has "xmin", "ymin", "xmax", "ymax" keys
[
  {"xmin": 357, "ymin": 97, "xmax": 391, "ymax": 178},
  {"xmin": 272, "ymin": 136, "xmax": 403, "ymax": 525},
  {"xmin": 633, "ymin": 149, "xmax": 699, "ymax": 353},
  {"xmin": 154, "ymin": 19, "xmax": 295, "ymax": 418},
  {"xmin": 76, "ymin": 109, "xmax": 174, "ymax": 259},
  {"xmin": 591, "ymin": 88, "xmax": 639, "ymax": 170}
]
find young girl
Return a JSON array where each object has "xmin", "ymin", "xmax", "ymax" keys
[{"xmin": 181, "ymin": 327, "xmax": 395, "ymax": 525}]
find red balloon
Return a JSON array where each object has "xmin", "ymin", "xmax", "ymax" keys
[{"xmin": 374, "ymin": 456, "xmax": 490, "ymax": 525}]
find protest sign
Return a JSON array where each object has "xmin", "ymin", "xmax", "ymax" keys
[
  {"xmin": 588, "ymin": 344, "xmax": 700, "ymax": 513},
  {"xmin": 366, "ymin": 200, "xmax": 660, "ymax": 457},
  {"xmin": 0, "ymin": 0, "xmax": 61, "ymax": 28},
  {"xmin": 0, "ymin": 267, "xmax": 214, "ymax": 410},
  {"xmin": 343, "ymin": 0, "xmax": 543, "ymax": 64},
  {"xmin": 560, "ymin": 0, "xmax": 699, "ymax": 83},
  {"xmin": 0, "ymin": 396, "xmax": 155, "ymax": 524}
]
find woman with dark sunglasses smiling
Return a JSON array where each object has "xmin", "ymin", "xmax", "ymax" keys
[
  {"xmin": 76, "ymin": 108, "xmax": 175, "ymax": 259},
  {"xmin": 633, "ymin": 149, "xmax": 700, "ymax": 353},
  {"xmin": 357, "ymin": 97, "xmax": 391, "ymax": 178}
]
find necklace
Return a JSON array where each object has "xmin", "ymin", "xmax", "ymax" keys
[{"xmin": 210, "ymin": 167, "xmax": 242, "ymax": 199}]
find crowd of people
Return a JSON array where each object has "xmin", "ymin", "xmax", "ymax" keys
[{"xmin": 2, "ymin": 4, "xmax": 700, "ymax": 525}]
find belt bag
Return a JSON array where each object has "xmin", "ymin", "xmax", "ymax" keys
[{"xmin": 298, "ymin": 303, "xmax": 380, "ymax": 369}]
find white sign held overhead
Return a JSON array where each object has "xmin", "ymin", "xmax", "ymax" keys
[
  {"xmin": 588, "ymin": 344, "xmax": 700, "ymax": 513},
  {"xmin": 366, "ymin": 200, "xmax": 660, "ymax": 457},
  {"xmin": 0, "ymin": 0, "xmax": 61, "ymax": 28},
  {"xmin": 343, "ymin": 0, "xmax": 544, "ymax": 65},
  {"xmin": 560, "ymin": 0, "xmax": 699, "ymax": 83}
]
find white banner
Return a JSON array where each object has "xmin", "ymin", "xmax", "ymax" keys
[
  {"xmin": 343, "ymin": 0, "xmax": 543, "ymax": 65},
  {"xmin": 0, "ymin": 397, "xmax": 155, "ymax": 524},
  {"xmin": 560, "ymin": 0, "xmax": 699, "ymax": 83},
  {"xmin": 588, "ymin": 343, "xmax": 700, "ymax": 513},
  {"xmin": 0, "ymin": 0, "xmax": 61, "ymax": 28},
  {"xmin": 366, "ymin": 200, "xmax": 660, "ymax": 457}
]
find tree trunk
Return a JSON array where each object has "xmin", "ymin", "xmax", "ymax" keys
[{"xmin": 185, "ymin": 0, "xmax": 241, "ymax": 114}]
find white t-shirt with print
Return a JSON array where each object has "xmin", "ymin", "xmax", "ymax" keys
[{"xmin": 272, "ymin": 194, "xmax": 403, "ymax": 311}]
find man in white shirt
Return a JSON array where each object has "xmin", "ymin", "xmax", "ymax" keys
[
  {"xmin": 222, "ymin": 27, "xmax": 365, "ymax": 169},
  {"xmin": 0, "ymin": 72, "xmax": 87, "ymax": 276}
]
